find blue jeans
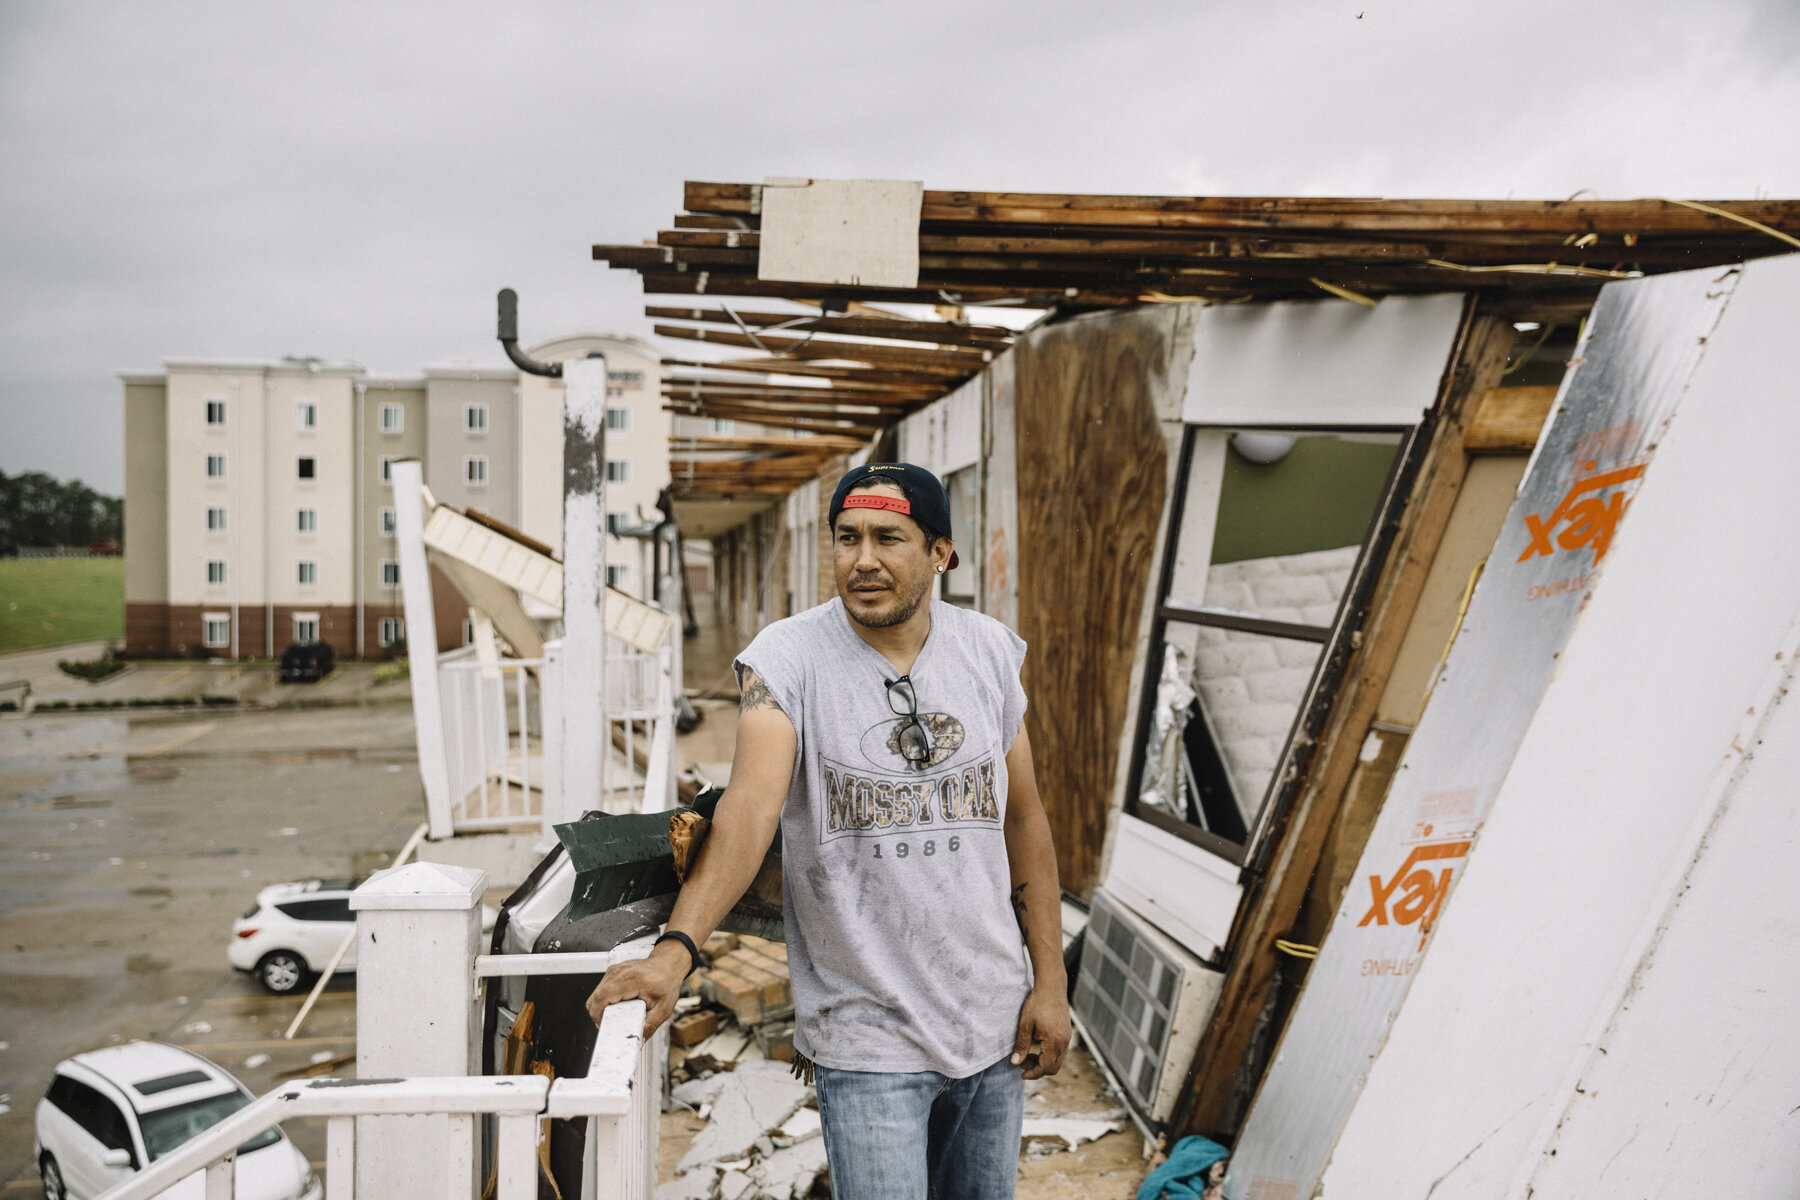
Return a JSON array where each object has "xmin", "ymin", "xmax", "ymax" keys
[{"xmin": 815, "ymin": 1055, "xmax": 1024, "ymax": 1200}]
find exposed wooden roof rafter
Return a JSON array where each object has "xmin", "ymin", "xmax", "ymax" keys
[{"xmin": 602, "ymin": 180, "xmax": 1800, "ymax": 508}]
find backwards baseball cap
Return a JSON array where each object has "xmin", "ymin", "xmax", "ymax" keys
[{"xmin": 829, "ymin": 461, "xmax": 960, "ymax": 570}]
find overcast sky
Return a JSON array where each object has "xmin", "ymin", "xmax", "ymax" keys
[{"xmin": 3, "ymin": 0, "xmax": 1797, "ymax": 494}]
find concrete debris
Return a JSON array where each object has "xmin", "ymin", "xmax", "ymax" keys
[
  {"xmin": 691, "ymin": 1025, "xmax": 751, "ymax": 1064},
  {"xmin": 1020, "ymin": 1116, "xmax": 1123, "ymax": 1156},
  {"xmin": 774, "ymin": 1106, "xmax": 821, "ymax": 1145},
  {"xmin": 747, "ymin": 1135, "xmax": 830, "ymax": 1199},
  {"xmin": 672, "ymin": 1072, "xmax": 734, "ymax": 1110},
  {"xmin": 677, "ymin": 1059, "xmax": 813, "ymax": 1174},
  {"xmin": 654, "ymin": 1167, "xmax": 720, "ymax": 1200},
  {"xmin": 718, "ymin": 1170, "xmax": 754, "ymax": 1200}
]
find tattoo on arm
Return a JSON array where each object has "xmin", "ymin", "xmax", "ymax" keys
[
  {"xmin": 739, "ymin": 666, "xmax": 783, "ymax": 715},
  {"xmin": 1010, "ymin": 882, "xmax": 1028, "ymax": 931}
]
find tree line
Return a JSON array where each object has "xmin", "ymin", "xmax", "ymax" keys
[{"xmin": 0, "ymin": 469, "xmax": 124, "ymax": 548}]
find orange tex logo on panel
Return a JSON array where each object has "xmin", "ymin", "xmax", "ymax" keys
[
  {"xmin": 1516, "ymin": 459, "xmax": 1646, "ymax": 565},
  {"xmin": 1357, "ymin": 839, "xmax": 1471, "ymax": 951}
]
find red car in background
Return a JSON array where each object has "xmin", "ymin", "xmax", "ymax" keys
[{"xmin": 88, "ymin": 539, "xmax": 120, "ymax": 556}]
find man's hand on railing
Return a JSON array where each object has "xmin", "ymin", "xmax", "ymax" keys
[{"xmin": 585, "ymin": 939, "xmax": 691, "ymax": 1038}]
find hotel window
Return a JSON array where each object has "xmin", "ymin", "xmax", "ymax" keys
[
  {"xmin": 461, "ymin": 618, "xmax": 475, "ymax": 646},
  {"xmin": 296, "ymin": 508, "xmax": 317, "ymax": 534},
  {"xmin": 206, "ymin": 454, "xmax": 226, "ymax": 479},
  {"xmin": 606, "ymin": 563, "xmax": 630, "ymax": 589},
  {"xmin": 710, "ymin": 418, "xmax": 733, "ymax": 435},
  {"xmin": 465, "ymin": 403, "xmax": 488, "ymax": 434},
  {"xmin": 297, "ymin": 560, "xmax": 318, "ymax": 586},
  {"xmin": 293, "ymin": 613, "xmax": 320, "ymax": 645},
  {"xmin": 380, "ymin": 507, "xmax": 396, "ymax": 536},
  {"xmin": 297, "ymin": 457, "xmax": 316, "ymax": 480},
  {"xmin": 202, "ymin": 613, "xmax": 230, "ymax": 648},
  {"xmin": 380, "ymin": 559, "xmax": 400, "ymax": 588},
  {"xmin": 206, "ymin": 507, "xmax": 227, "ymax": 533},
  {"xmin": 379, "ymin": 403, "xmax": 404, "ymax": 433},
  {"xmin": 296, "ymin": 401, "xmax": 317, "ymax": 430},
  {"xmin": 606, "ymin": 406, "xmax": 630, "ymax": 432},
  {"xmin": 465, "ymin": 456, "xmax": 488, "ymax": 486},
  {"xmin": 605, "ymin": 459, "xmax": 629, "ymax": 483},
  {"xmin": 379, "ymin": 456, "xmax": 395, "ymax": 484},
  {"xmin": 206, "ymin": 560, "xmax": 227, "ymax": 586},
  {"xmin": 205, "ymin": 399, "xmax": 226, "ymax": 426},
  {"xmin": 378, "ymin": 617, "xmax": 404, "ymax": 647},
  {"xmin": 607, "ymin": 513, "xmax": 631, "ymax": 535}
]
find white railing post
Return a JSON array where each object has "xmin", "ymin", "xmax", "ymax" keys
[
  {"xmin": 562, "ymin": 358, "xmax": 608, "ymax": 818},
  {"xmin": 643, "ymin": 644, "xmax": 675, "ymax": 812},
  {"xmin": 393, "ymin": 459, "xmax": 454, "ymax": 840},
  {"xmin": 541, "ymin": 639, "xmax": 566, "ymax": 840},
  {"xmin": 349, "ymin": 862, "xmax": 487, "ymax": 1198},
  {"xmin": 203, "ymin": 1152, "xmax": 233, "ymax": 1200},
  {"xmin": 326, "ymin": 1116, "xmax": 355, "ymax": 1200}
]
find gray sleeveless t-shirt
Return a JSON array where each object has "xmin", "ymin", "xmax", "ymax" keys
[{"xmin": 735, "ymin": 597, "xmax": 1032, "ymax": 1078}]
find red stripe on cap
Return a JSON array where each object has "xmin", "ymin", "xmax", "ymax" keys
[{"xmin": 841, "ymin": 495, "xmax": 912, "ymax": 516}]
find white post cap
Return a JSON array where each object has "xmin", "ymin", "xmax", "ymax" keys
[{"xmin": 350, "ymin": 861, "xmax": 488, "ymax": 911}]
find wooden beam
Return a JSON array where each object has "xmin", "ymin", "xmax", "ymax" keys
[
  {"xmin": 665, "ymin": 383, "xmax": 926, "ymax": 403},
  {"xmin": 1464, "ymin": 385, "xmax": 1557, "ymax": 452},
  {"xmin": 636, "ymin": 270, "xmax": 1079, "ymax": 308},
  {"xmin": 662, "ymin": 355, "xmax": 961, "ymax": 386},
  {"xmin": 665, "ymin": 389, "xmax": 919, "ymax": 413},
  {"xmin": 664, "ymin": 362, "xmax": 945, "ymax": 393},
  {"xmin": 1171, "ymin": 304, "xmax": 1520, "ymax": 1141},
  {"xmin": 645, "ymin": 304, "xmax": 1015, "ymax": 350},
  {"xmin": 663, "ymin": 404, "xmax": 883, "ymax": 438},
  {"xmin": 681, "ymin": 181, "xmax": 1800, "ymax": 236},
  {"xmin": 669, "ymin": 435, "xmax": 866, "ymax": 453},
  {"xmin": 653, "ymin": 324, "xmax": 986, "ymax": 374},
  {"xmin": 657, "ymin": 227, "xmax": 1444, "ymax": 263}
]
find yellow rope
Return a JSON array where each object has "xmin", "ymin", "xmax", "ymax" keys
[
  {"xmin": 1308, "ymin": 277, "xmax": 1379, "ymax": 307},
  {"xmin": 1636, "ymin": 197, "xmax": 1800, "ymax": 251},
  {"xmin": 1502, "ymin": 322, "xmax": 1556, "ymax": 378},
  {"xmin": 1426, "ymin": 258, "xmax": 1640, "ymax": 280},
  {"xmin": 1274, "ymin": 938, "xmax": 1319, "ymax": 960}
]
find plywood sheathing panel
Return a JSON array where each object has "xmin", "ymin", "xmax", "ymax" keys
[
  {"xmin": 1375, "ymin": 455, "xmax": 1530, "ymax": 728},
  {"xmin": 1014, "ymin": 307, "xmax": 1174, "ymax": 897},
  {"xmin": 1464, "ymin": 385, "xmax": 1559, "ymax": 453},
  {"xmin": 1171, "ymin": 304, "xmax": 1518, "ymax": 1140}
]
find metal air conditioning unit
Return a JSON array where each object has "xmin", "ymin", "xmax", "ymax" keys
[{"xmin": 1073, "ymin": 888, "xmax": 1223, "ymax": 1124}]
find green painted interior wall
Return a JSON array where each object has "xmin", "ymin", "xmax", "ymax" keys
[{"xmin": 1210, "ymin": 436, "xmax": 1400, "ymax": 564}]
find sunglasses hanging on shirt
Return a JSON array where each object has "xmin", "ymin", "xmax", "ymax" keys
[{"xmin": 884, "ymin": 675, "xmax": 934, "ymax": 770}]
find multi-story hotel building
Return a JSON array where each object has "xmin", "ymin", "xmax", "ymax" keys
[{"xmin": 120, "ymin": 333, "xmax": 667, "ymax": 659}]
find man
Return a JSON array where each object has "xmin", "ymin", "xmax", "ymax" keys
[{"xmin": 588, "ymin": 461, "xmax": 1069, "ymax": 1199}]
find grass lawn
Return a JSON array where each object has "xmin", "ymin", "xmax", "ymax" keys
[{"xmin": 0, "ymin": 557, "xmax": 124, "ymax": 655}]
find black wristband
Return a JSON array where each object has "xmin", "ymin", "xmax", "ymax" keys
[{"xmin": 654, "ymin": 930, "xmax": 701, "ymax": 979}]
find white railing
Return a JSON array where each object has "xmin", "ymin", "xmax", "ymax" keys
[
  {"xmin": 98, "ymin": 973, "xmax": 658, "ymax": 1200},
  {"xmin": 437, "ymin": 639, "xmax": 677, "ymax": 835},
  {"xmin": 601, "ymin": 640, "xmax": 677, "ymax": 815},
  {"xmin": 94, "ymin": 1006, "xmax": 652, "ymax": 1200},
  {"xmin": 440, "ymin": 649, "xmax": 546, "ymax": 833}
]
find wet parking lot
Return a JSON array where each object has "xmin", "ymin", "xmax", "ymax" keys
[{"xmin": 0, "ymin": 702, "xmax": 425, "ymax": 1191}]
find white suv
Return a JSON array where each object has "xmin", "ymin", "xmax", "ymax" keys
[
  {"xmin": 34, "ymin": 1041, "xmax": 320, "ymax": 1200},
  {"xmin": 229, "ymin": 880, "xmax": 360, "ymax": 995},
  {"xmin": 231, "ymin": 878, "xmax": 498, "ymax": 994}
]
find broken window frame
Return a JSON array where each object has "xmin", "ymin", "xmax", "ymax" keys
[{"xmin": 1125, "ymin": 420, "xmax": 1428, "ymax": 869}]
